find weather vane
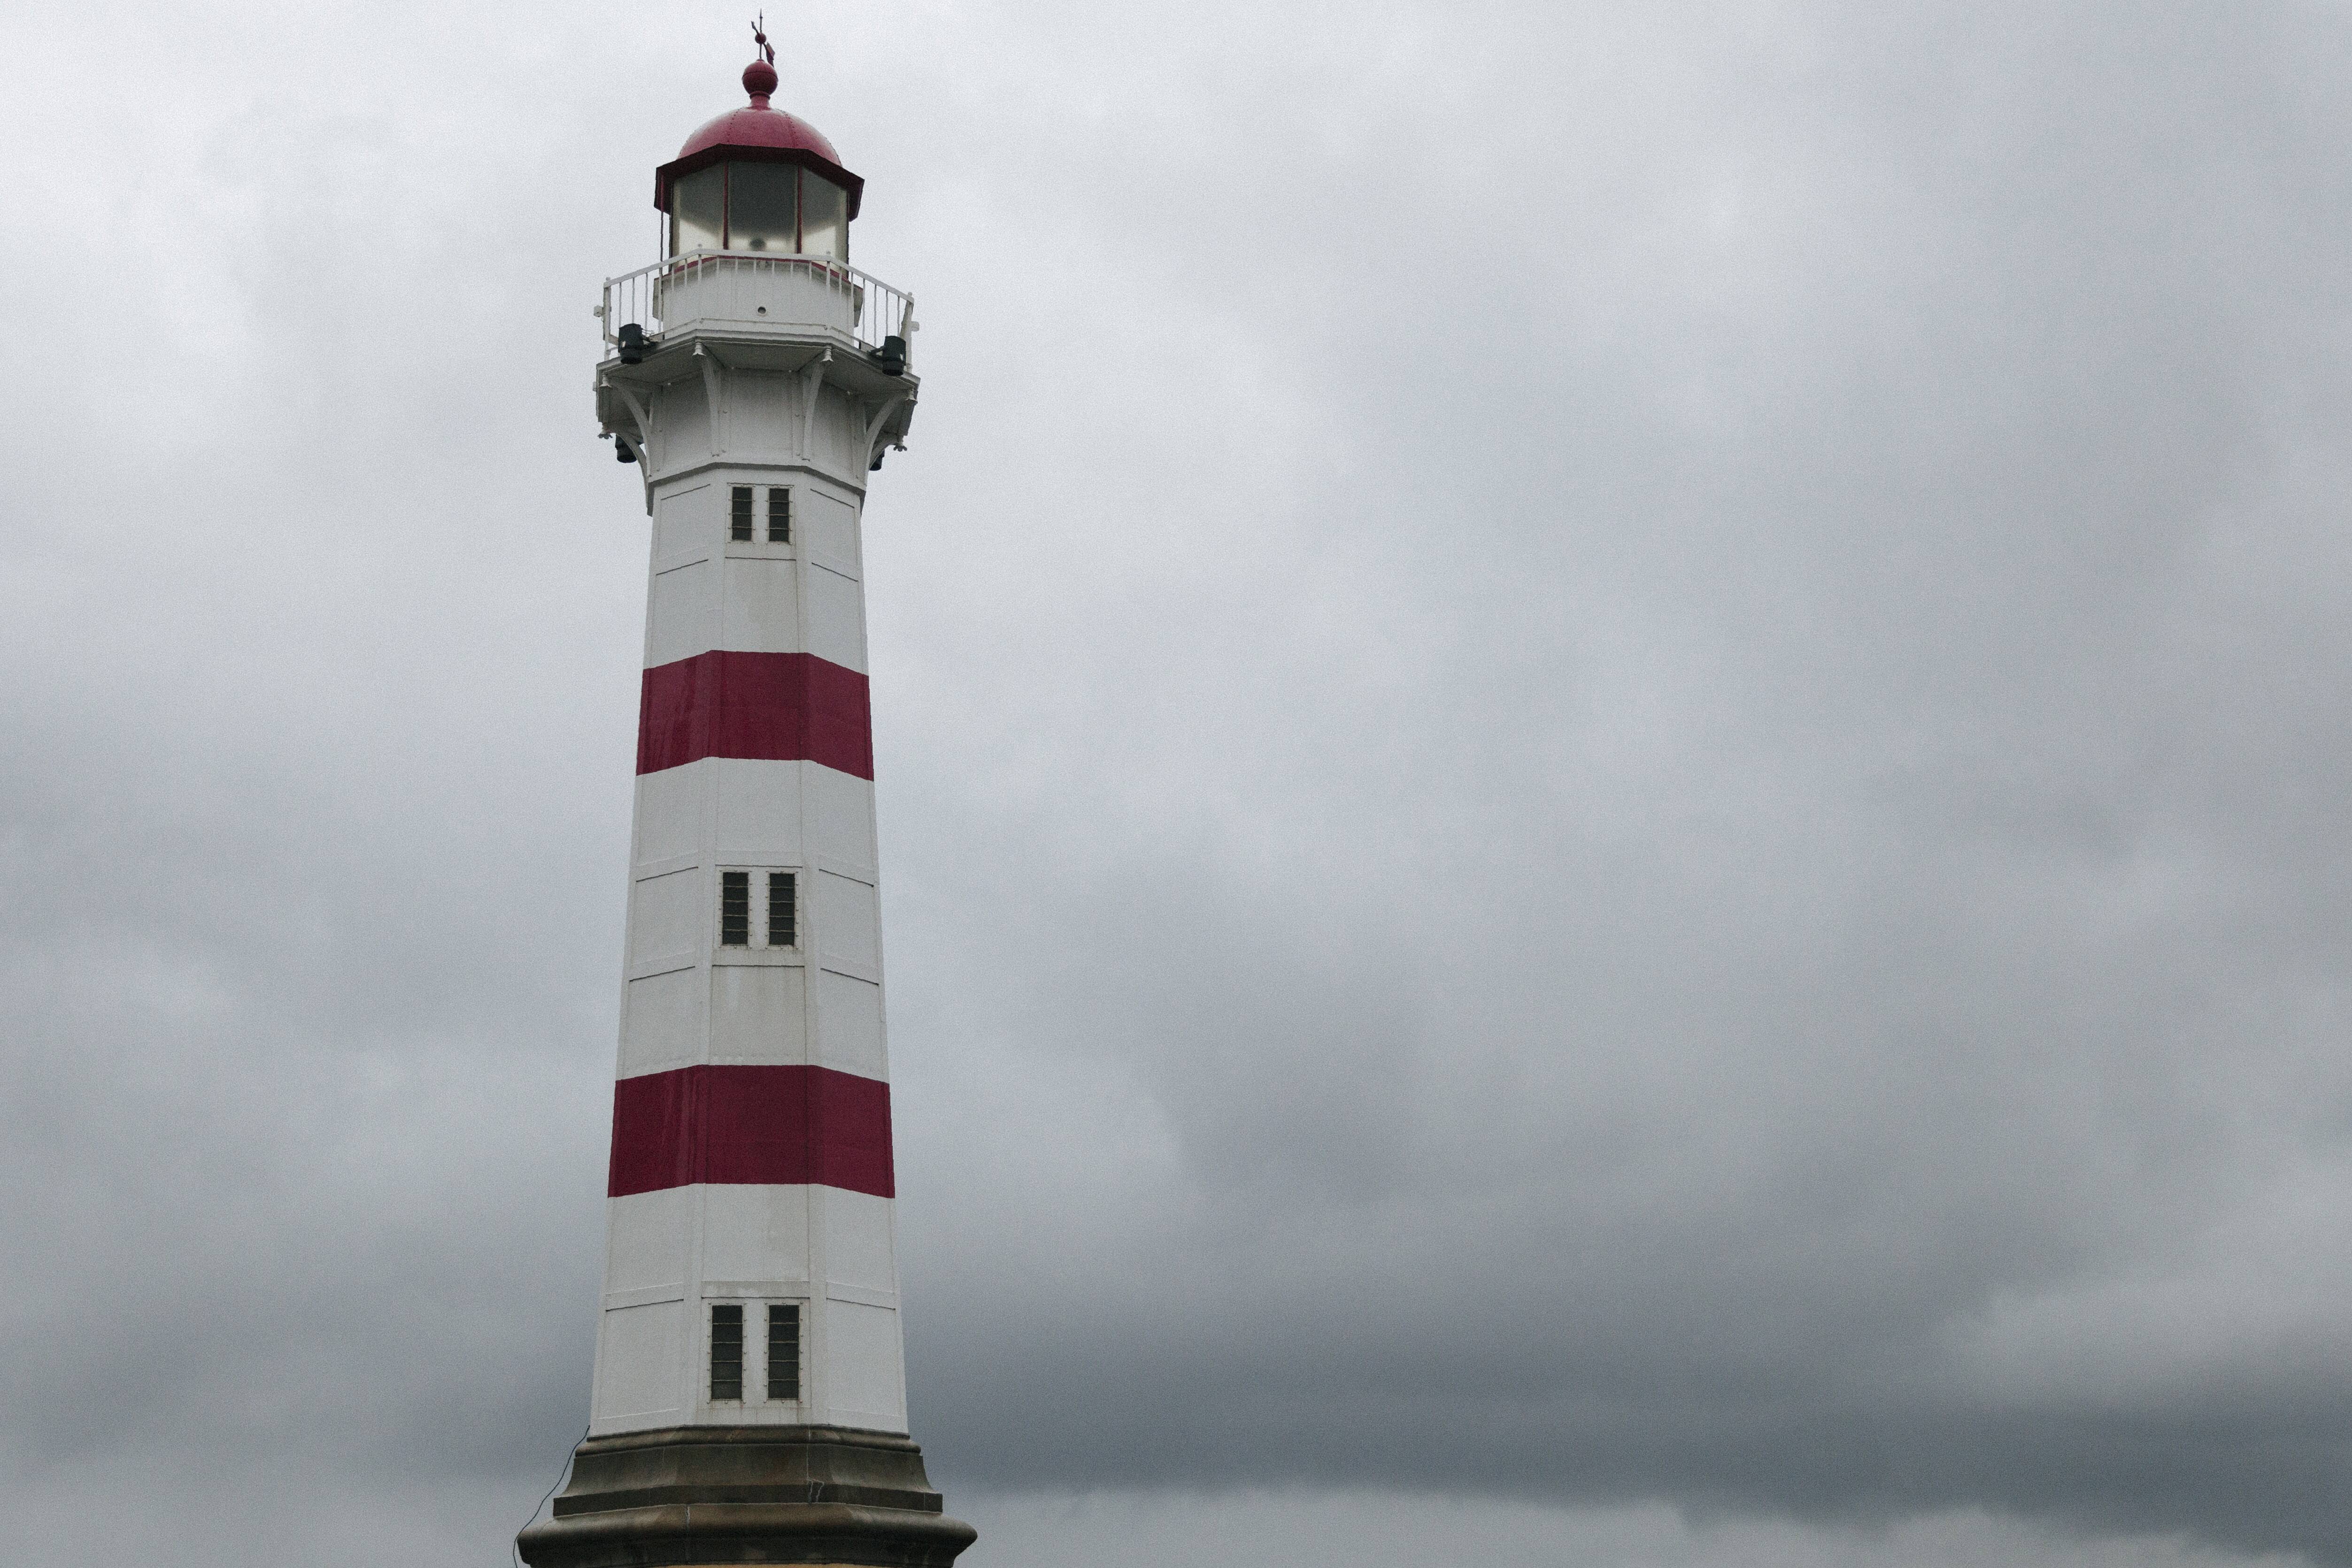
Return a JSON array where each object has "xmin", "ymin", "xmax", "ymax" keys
[{"xmin": 751, "ymin": 13, "xmax": 775, "ymax": 66}]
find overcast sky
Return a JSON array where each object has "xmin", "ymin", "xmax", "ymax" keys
[{"xmin": 6, "ymin": 2, "xmax": 2352, "ymax": 1565}]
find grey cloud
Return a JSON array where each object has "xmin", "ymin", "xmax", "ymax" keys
[{"xmin": 4, "ymin": 2, "xmax": 2351, "ymax": 1566}]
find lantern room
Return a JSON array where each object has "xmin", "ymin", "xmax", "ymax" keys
[{"xmin": 655, "ymin": 53, "xmax": 865, "ymax": 262}]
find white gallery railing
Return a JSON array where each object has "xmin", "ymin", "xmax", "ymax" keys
[{"xmin": 597, "ymin": 252, "xmax": 915, "ymax": 363}]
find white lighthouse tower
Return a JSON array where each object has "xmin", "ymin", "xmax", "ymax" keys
[{"xmin": 520, "ymin": 29, "xmax": 974, "ymax": 1568}]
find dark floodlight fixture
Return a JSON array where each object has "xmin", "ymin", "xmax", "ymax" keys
[
  {"xmin": 613, "ymin": 436, "xmax": 638, "ymax": 463},
  {"xmin": 872, "ymin": 334, "xmax": 907, "ymax": 377},
  {"xmin": 617, "ymin": 322, "xmax": 648, "ymax": 363}
]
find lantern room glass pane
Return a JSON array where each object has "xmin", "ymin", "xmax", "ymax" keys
[
  {"xmin": 671, "ymin": 166, "xmax": 724, "ymax": 255},
  {"xmin": 728, "ymin": 163, "xmax": 798, "ymax": 254},
  {"xmin": 800, "ymin": 174, "xmax": 848, "ymax": 261}
]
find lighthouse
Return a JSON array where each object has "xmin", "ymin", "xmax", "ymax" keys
[{"xmin": 518, "ymin": 29, "xmax": 975, "ymax": 1568}]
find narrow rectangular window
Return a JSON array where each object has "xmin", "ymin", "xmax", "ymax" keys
[
  {"xmin": 767, "ymin": 871, "xmax": 796, "ymax": 949},
  {"xmin": 767, "ymin": 487, "xmax": 791, "ymax": 543},
  {"xmin": 709, "ymin": 1304, "xmax": 744, "ymax": 1401},
  {"xmin": 720, "ymin": 871, "xmax": 751, "ymax": 946},
  {"xmin": 730, "ymin": 486, "xmax": 755, "ymax": 541},
  {"xmin": 767, "ymin": 1304, "xmax": 801, "ymax": 1400}
]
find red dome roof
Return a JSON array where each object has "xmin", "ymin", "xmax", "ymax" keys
[{"xmin": 654, "ymin": 59, "xmax": 864, "ymax": 219}]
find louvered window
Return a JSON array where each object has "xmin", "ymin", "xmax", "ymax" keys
[
  {"xmin": 766, "ymin": 1304, "xmax": 801, "ymax": 1401},
  {"xmin": 720, "ymin": 871, "xmax": 751, "ymax": 946},
  {"xmin": 709, "ymin": 1304, "xmax": 744, "ymax": 1401},
  {"xmin": 767, "ymin": 872, "xmax": 797, "ymax": 949},
  {"xmin": 767, "ymin": 487, "xmax": 792, "ymax": 544},
  {"xmin": 730, "ymin": 486, "xmax": 755, "ymax": 541}
]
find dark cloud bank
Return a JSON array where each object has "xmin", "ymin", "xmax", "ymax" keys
[{"xmin": 5, "ymin": 2, "xmax": 2352, "ymax": 1564}]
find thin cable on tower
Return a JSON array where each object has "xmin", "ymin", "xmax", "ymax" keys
[{"xmin": 510, "ymin": 1425, "xmax": 589, "ymax": 1568}]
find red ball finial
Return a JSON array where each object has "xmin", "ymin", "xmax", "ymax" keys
[{"xmin": 745, "ymin": 14, "xmax": 778, "ymax": 105}]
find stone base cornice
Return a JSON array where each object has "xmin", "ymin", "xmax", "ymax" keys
[{"xmin": 517, "ymin": 1424, "xmax": 976, "ymax": 1568}]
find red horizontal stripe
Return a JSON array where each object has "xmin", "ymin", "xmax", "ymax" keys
[
  {"xmin": 638, "ymin": 651, "xmax": 873, "ymax": 779},
  {"xmin": 608, "ymin": 1064, "xmax": 895, "ymax": 1199}
]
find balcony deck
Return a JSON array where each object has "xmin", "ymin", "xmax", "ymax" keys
[
  {"xmin": 594, "ymin": 252, "xmax": 919, "ymax": 472},
  {"xmin": 598, "ymin": 252, "xmax": 913, "ymax": 367}
]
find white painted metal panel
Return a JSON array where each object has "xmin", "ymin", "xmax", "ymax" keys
[
  {"xmin": 817, "ymin": 871, "xmax": 880, "ymax": 971},
  {"xmin": 651, "ymin": 264, "xmax": 860, "ymax": 344},
  {"xmin": 621, "ymin": 967, "xmax": 701, "ymax": 1076},
  {"xmin": 732, "ymin": 370, "xmax": 794, "ymax": 434},
  {"xmin": 814, "ymin": 970, "xmax": 888, "ymax": 1079},
  {"xmin": 802, "ymin": 489, "xmax": 859, "ymax": 573},
  {"xmin": 805, "ymin": 767, "xmax": 876, "ymax": 873},
  {"xmin": 700, "ymin": 1185, "xmax": 813, "ymax": 1282},
  {"xmin": 823, "ymin": 1301, "xmax": 908, "ymax": 1432},
  {"xmin": 722, "ymin": 557, "xmax": 800, "ymax": 651},
  {"xmin": 655, "ymin": 481, "xmax": 716, "ymax": 561},
  {"xmin": 814, "ymin": 392, "xmax": 857, "ymax": 474},
  {"xmin": 594, "ymin": 1301, "xmax": 687, "ymax": 1424},
  {"xmin": 605, "ymin": 1190, "xmax": 690, "ymax": 1295},
  {"xmin": 710, "ymin": 965, "xmax": 806, "ymax": 1064},
  {"xmin": 633, "ymin": 766, "xmax": 704, "ymax": 866},
  {"xmin": 665, "ymin": 383, "xmax": 712, "ymax": 458},
  {"xmin": 647, "ymin": 559, "xmax": 714, "ymax": 668},
  {"xmin": 629, "ymin": 867, "xmax": 702, "ymax": 966},
  {"xmin": 712, "ymin": 758, "xmax": 801, "ymax": 860},
  {"xmin": 822, "ymin": 1189, "xmax": 898, "ymax": 1294},
  {"xmin": 805, "ymin": 562, "xmax": 868, "ymax": 672}
]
